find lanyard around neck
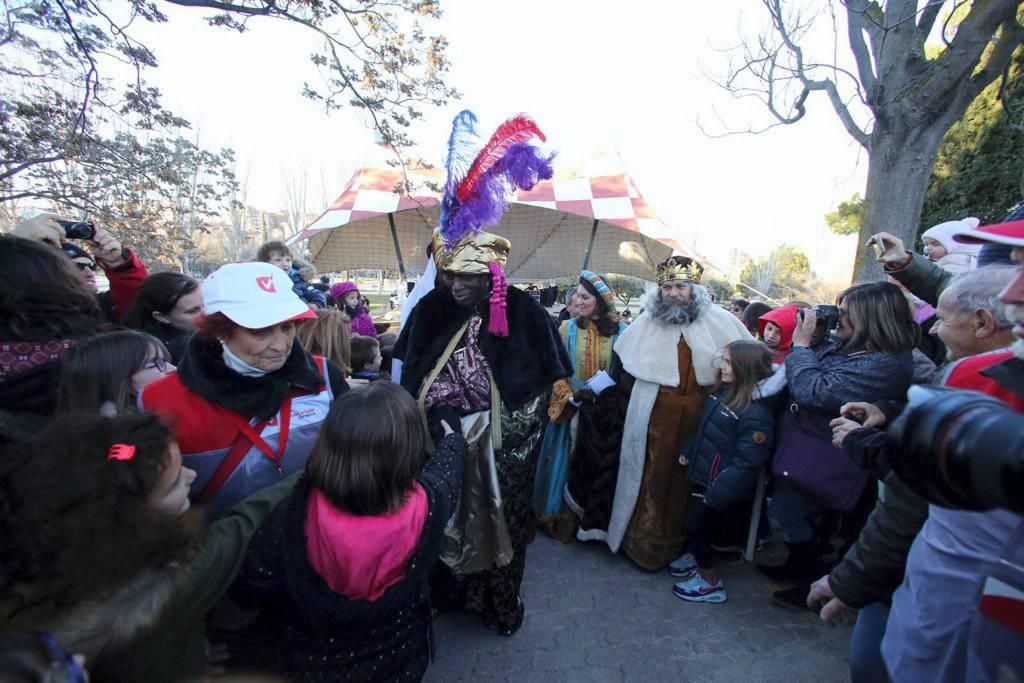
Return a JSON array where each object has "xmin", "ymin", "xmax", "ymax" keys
[{"xmin": 222, "ymin": 396, "xmax": 293, "ymax": 465}]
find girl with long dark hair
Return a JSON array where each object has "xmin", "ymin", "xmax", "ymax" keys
[
  {"xmin": 123, "ymin": 272, "xmax": 203, "ymax": 363},
  {"xmin": 0, "ymin": 412, "xmax": 302, "ymax": 681},
  {"xmin": 233, "ymin": 382, "xmax": 467, "ymax": 681},
  {"xmin": 57, "ymin": 330, "xmax": 175, "ymax": 415},
  {"xmin": 671, "ymin": 340, "xmax": 782, "ymax": 603},
  {"xmin": 534, "ymin": 270, "xmax": 628, "ymax": 542},
  {"xmin": 0, "ymin": 235, "xmax": 105, "ymax": 442}
]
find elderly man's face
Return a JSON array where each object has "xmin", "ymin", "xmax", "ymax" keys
[
  {"xmin": 444, "ymin": 272, "xmax": 491, "ymax": 307},
  {"xmin": 660, "ymin": 280, "xmax": 692, "ymax": 302},
  {"xmin": 931, "ymin": 290, "xmax": 980, "ymax": 361},
  {"xmin": 1000, "ymin": 246, "xmax": 1024, "ymax": 359}
]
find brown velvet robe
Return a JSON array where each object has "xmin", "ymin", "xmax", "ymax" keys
[{"xmin": 620, "ymin": 339, "xmax": 706, "ymax": 570}]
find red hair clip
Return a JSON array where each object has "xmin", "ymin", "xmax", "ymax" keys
[{"xmin": 107, "ymin": 444, "xmax": 136, "ymax": 461}]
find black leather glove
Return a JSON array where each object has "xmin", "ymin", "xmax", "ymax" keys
[{"xmin": 573, "ymin": 388, "xmax": 597, "ymax": 404}]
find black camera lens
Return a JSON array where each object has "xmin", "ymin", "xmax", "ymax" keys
[
  {"xmin": 55, "ymin": 220, "xmax": 96, "ymax": 240},
  {"xmin": 889, "ymin": 385, "xmax": 1024, "ymax": 513}
]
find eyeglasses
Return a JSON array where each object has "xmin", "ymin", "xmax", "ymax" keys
[
  {"xmin": 141, "ymin": 356, "xmax": 172, "ymax": 373},
  {"xmin": 74, "ymin": 261, "xmax": 97, "ymax": 272}
]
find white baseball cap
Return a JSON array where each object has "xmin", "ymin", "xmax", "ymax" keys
[{"xmin": 202, "ymin": 262, "xmax": 316, "ymax": 329}]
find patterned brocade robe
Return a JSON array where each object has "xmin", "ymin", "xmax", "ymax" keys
[{"xmin": 394, "ymin": 285, "xmax": 572, "ymax": 635}]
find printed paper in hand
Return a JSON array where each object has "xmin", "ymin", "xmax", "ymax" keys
[{"xmin": 586, "ymin": 370, "xmax": 616, "ymax": 396}]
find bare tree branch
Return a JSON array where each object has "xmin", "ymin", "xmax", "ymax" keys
[
  {"xmin": 941, "ymin": 0, "xmax": 971, "ymax": 47},
  {"xmin": 162, "ymin": 0, "xmax": 274, "ymax": 17},
  {"xmin": 921, "ymin": 3, "xmax": 1022, "ymax": 109},
  {"xmin": 844, "ymin": 0, "xmax": 878, "ymax": 94},
  {"xmin": 917, "ymin": 0, "xmax": 944, "ymax": 35},
  {"xmin": 767, "ymin": 0, "xmax": 871, "ymax": 146}
]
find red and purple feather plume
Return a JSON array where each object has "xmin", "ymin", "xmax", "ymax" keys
[
  {"xmin": 440, "ymin": 113, "xmax": 553, "ymax": 246},
  {"xmin": 456, "ymin": 114, "xmax": 546, "ymax": 203}
]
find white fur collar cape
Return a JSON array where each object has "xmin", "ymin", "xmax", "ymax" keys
[
  {"xmin": 605, "ymin": 293, "xmax": 751, "ymax": 552},
  {"xmin": 614, "ymin": 292, "xmax": 753, "ymax": 388}
]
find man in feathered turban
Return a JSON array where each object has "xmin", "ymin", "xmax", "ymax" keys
[
  {"xmin": 395, "ymin": 109, "xmax": 572, "ymax": 635},
  {"xmin": 604, "ymin": 256, "xmax": 751, "ymax": 569},
  {"xmin": 394, "ymin": 231, "xmax": 571, "ymax": 637}
]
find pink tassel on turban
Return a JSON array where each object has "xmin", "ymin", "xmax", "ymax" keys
[{"xmin": 487, "ymin": 261, "xmax": 509, "ymax": 337}]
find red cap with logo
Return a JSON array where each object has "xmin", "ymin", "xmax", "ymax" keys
[{"xmin": 201, "ymin": 262, "xmax": 316, "ymax": 329}]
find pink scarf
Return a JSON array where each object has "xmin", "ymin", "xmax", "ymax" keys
[{"xmin": 304, "ymin": 484, "xmax": 427, "ymax": 601}]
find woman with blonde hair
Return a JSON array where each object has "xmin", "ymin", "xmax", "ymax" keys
[{"xmin": 298, "ymin": 308, "xmax": 352, "ymax": 376}]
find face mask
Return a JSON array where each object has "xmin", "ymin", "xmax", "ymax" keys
[{"xmin": 221, "ymin": 341, "xmax": 270, "ymax": 377}]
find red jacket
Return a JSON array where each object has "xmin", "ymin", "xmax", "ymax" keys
[
  {"xmin": 140, "ymin": 356, "xmax": 334, "ymax": 519},
  {"xmin": 98, "ymin": 249, "xmax": 148, "ymax": 323},
  {"xmin": 943, "ymin": 351, "xmax": 1024, "ymax": 412}
]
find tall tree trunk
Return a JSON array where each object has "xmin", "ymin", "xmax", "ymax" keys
[{"xmin": 855, "ymin": 123, "xmax": 948, "ymax": 282}]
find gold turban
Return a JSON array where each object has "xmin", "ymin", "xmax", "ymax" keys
[
  {"xmin": 432, "ymin": 229, "xmax": 511, "ymax": 275},
  {"xmin": 656, "ymin": 255, "xmax": 704, "ymax": 285}
]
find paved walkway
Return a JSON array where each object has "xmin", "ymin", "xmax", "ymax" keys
[{"xmin": 426, "ymin": 535, "xmax": 854, "ymax": 682}]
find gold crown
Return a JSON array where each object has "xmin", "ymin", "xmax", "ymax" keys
[
  {"xmin": 432, "ymin": 229, "xmax": 511, "ymax": 275},
  {"xmin": 656, "ymin": 255, "xmax": 703, "ymax": 285}
]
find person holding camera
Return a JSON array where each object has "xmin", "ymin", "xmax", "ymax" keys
[
  {"xmin": 758, "ymin": 283, "xmax": 918, "ymax": 607},
  {"xmin": 0, "ymin": 236, "xmax": 108, "ymax": 443},
  {"xmin": 869, "ymin": 220, "xmax": 1024, "ymax": 682},
  {"xmin": 807, "ymin": 265, "xmax": 1018, "ymax": 683},
  {"xmin": 13, "ymin": 214, "xmax": 149, "ymax": 324},
  {"xmin": 869, "ymin": 202, "xmax": 1022, "ymax": 308}
]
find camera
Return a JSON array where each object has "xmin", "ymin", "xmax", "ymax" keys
[
  {"xmin": 798, "ymin": 304, "xmax": 841, "ymax": 331},
  {"xmin": 55, "ymin": 220, "xmax": 95, "ymax": 240},
  {"xmin": 887, "ymin": 385, "xmax": 1024, "ymax": 513}
]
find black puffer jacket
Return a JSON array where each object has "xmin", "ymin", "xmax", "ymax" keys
[
  {"xmin": 683, "ymin": 367, "xmax": 787, "ymax": 511},
  {"xmin": 232, "ymin": 433, "xmax": 466, "ymax": 682}
]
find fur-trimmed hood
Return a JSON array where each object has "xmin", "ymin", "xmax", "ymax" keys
[
  {"xmin": 2, "ymin": 567, "xmax": 177, "ymax": 663},
  {"xmin": 755, "ymin": 362, "xmax": 788, "ymax": 400}
]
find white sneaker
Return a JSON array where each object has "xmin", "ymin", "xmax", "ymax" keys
[{"xmin": 668, "ymin": 552, "xmax": 698, "ymax": 577}]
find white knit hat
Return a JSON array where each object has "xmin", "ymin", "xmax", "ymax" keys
[{"xmin": 922, "ymin": 218, "xmax": 983, "ymax": 256}]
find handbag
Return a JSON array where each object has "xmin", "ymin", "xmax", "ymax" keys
[{"xmin": 770, "ymin": 407, "xmax": 869, "ymax": 512}]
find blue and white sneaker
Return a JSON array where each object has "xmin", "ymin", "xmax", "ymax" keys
[
  {"xmin": 668, "ymin": 552, "xmax": 698, "ymax": 577},
  {"xmin": 673, "ymin": 574, "xmax": 727, "ymax": 603}
]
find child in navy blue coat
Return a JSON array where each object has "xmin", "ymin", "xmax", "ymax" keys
[{"xmin": 671, "ymin": 340, "xmax": 784, "ymax": 603}]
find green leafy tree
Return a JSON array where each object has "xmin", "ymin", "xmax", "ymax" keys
[
  {"xmin": 920, "ymin": 49, "xmax": 1024, "ymax": 235},
  {"xmin": 702, "ymin": 276, "xmax": 735, "ymax": 303},
  {"xmin": 825, "ymin": 193, "xmax": 866, "ymax": 236},
  {"xmin": 739, "ymin": 245, "xmax": 811, "ymax": 301},
  {"xmin": 606, "ymin": 275, "xmax": 646, "ymax": 310}
]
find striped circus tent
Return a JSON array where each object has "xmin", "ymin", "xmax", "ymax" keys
[{"xmin": 286, "ymin": 150, "xmax": 686, "ymax": 281}]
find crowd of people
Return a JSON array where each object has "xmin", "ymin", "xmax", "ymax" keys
[{"xmin": 1, "ymin": 114, "xmax": 1023, "ymax": 681}]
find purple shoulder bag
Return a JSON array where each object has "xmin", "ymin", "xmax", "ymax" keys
[{"xmin": 770, "ymin": 407, "xmax": 869, "ymax": 512}]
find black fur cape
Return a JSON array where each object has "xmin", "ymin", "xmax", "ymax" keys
[{"xmin": 394, "ymin": 286, "xmax": 572, "ymax": 410}]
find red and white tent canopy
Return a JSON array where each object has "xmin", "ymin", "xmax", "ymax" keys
[{"xmin": 287, "ymin": 151, "xmax": 686, "ymax": 281}]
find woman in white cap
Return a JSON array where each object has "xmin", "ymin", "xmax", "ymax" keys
[{"xmin": 140, "ymin": 262, "xmax": 349, "ymax": 519}]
